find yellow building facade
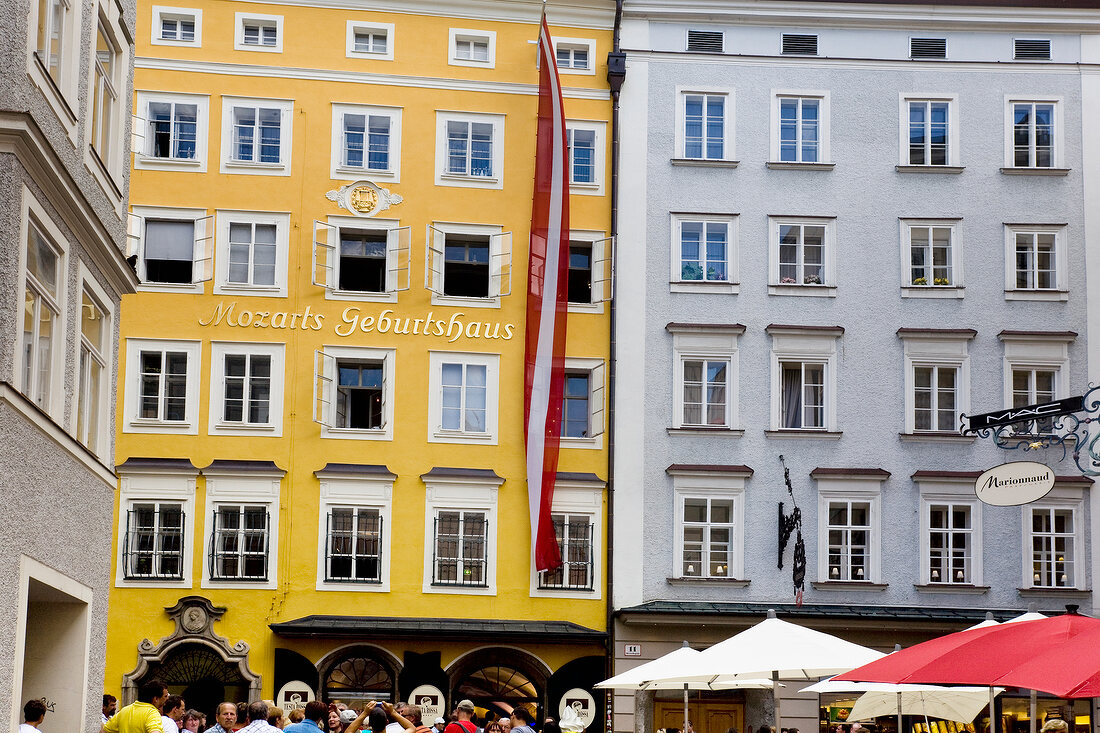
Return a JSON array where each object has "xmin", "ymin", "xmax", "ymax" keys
[{"xmin": 106, "ymin": 0, "xmax": 614, "ymax": 724}]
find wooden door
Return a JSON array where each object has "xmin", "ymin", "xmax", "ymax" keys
[{"xmin": 655, "ymin": 701, "xmax": 744, "ymax": 733}]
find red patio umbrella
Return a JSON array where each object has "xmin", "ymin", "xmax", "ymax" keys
[{"xmin": 835, "ymin": 613, "xmax": 1100, "ymax": 698}]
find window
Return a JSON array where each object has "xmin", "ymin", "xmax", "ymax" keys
[
  {"xmin": 210, "ymin": 504, "xmax": 269, "ymax": 581},
  {"xmin": 122, "ymin": 502, "xmax": 185, "ymax": 580},
  {"xmin": 682, "ymin": 497, "xmax": 735, "ymax": 577},
  {"xmin": 449, "ymin": 29, "xmax": 495, "ymax": 67},
  {"xmin": 900, "ymin": 220, "xmax": 962, "ymax": 295},
  {"xmin": 554, "ymin": 38, "xmax": 595, "ymax": 74},
  {"xmin": 531, "ymin": 479, "xmax": 603, "ymax": 597},
  {"xmin": 675, "ymin": 218, "xmax": 730, "ymax": 283},
  {"xmin": 20, "ymin": 217, "xmax": 63, "ymax": 413},
  {"xmin": 76, "ymin": 282, "xmax": 110, "ymax": 456},
  {"xmin": 671, "ymin": 466, "xmax": 748, "ymax": 581},
  {"xmin": 767, "ymin": 325, "xmax": 840, "ymax": 433},
  {"xmin": 1014, "ymin": 39, "xmax": 1051, "ymax": 60},
  {"xmin": 346, "ymin": 21, "xmax": 393, "ymax": 60},
  {"xmin": 536, "ymin": 514, "xmax": 594, "ymax": 590},
  {"xmin": 214, "ymin": 211, "xmax": 290, "ymax": 296},
  {"xmin": 152, "ymin": 7, "xmax": 201, "ymax": 46},
  {"xmin": 35, "ymin": 0, "xmax": 70, "ymax": 86},
  {"xmin": 426, "ymin": 224, "xmax": 512, "ymax": 302},
  {"xmin": 432, "ymin": 510, "xmax": 487, "ymax": 587},
  {"xmin": 325, "ymin": 507, "xmax": 382, "ymax": 583},
  {"xmin": 1011, "ymin": 102, "xmax": 1054, "ymax": 167},
  {"xmin": 782, "ymin": 33, "xmax": 818, "ymax": 55},
  {"xmin": 330, "ymin": 104, "xmax": 402, "ymax": 181},
  {"xmin": 561, "ymin": 357, "xmax": 606, "ymax": 445},
  {"xmin": 28, "ymin": 0, "xmax": 83, "ymax": 134},
  {"xmin": 901, "ymin": 96, "xmax": 958, "ymax": 167},
  {"xmin": 675, "ymin": 90, "xmax": 734, "ymax": 163},
  {"xmin": 927, "ymin": 503, "xmax": 973, "ymax": 584},
  {"xmin": 569, "ymin": 241, "xmax": 593, "ymax": 303},
  {"xmin": 900, "ymin": 329, "xmax": 973, "ymax": 436},
  {"xmin": 428, "ymin": 352, "xmax": 500, "ymax": 444},
  {"xmin": 422, "ymin": 469, "xmax": 500, "ymax": 594},
  {"xmin": 566, "ymin": 232, "xmax": 612, "ymax": 308},
  {"xmin": 220, "ymin": 98, "xmax": 293, "ymax": 174},
  {"xmin": 1004, "ymin": 225, "xmax": 1066, "ymax": 299},
  {"xmin": 686, "ymin": 29, "xmax": 723, "ymax": 53},
  {"xmin": 128, "ymin": 208, "xmax": 213, "ymax": 289},
  {"xmin": 774, "ymin": 96, "xmax": 824, "ymax": 163},
  {"xmin": 1028, "ymin": 505, "xmax": 1077, "ymax": 588},
  {"xmin": 826, "ymin": 500, "xmax": 870, "ymax": 581},
  {"xmin": 134, "ymin": 93, "xmax": 209, "ymax": 171},
  {"xmin": 565, "ymin": 121, "xmax": 605, "ymax": 193},
  {"xmin": 314, "ymin": 346, "xmax": 395, "ymax": 440},
  {"xmin": 208, "ymin": 342, "xmax": 285, "ymax": 436},
  {"xmin": 90, "ymin": 22, "xmax": 120, "ymax": 166},
  {"xmin": 910, "ymin": 37, "xmax": 947, "ymax": 59},
  {"xmin": 124, "ymin": 338, "xmax": 201, "ymax": 434},
  {"xmin": 1000, "ymin": 330, "xmax": 1073, "ymax": 435},
  {"xmin": 235, "ymin": 13, "xmax": 282, "ymax": 52},
  {"xmin": 670, "ymin": 323, "xmax": 742, "ymax": 432},
  {"xmin": 769, "ymin": 218, "xmax": 836, "ymax": 292},
  {"xmin": 312, "ymin": 218, "xmax": 411, "ymax": 299},
  {"xmin": 435, "ymin": 112, "xmax": 504, "ymax": 188},
  {"xmin": 814, "ymin": 471, "xmax": 884, "ymax": 586},
  {"xmin": 1012, "ymin": 368, "xmax": 1057, "ymax": 432}
]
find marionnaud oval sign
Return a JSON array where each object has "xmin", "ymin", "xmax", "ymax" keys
[{"xmin": 975, "ymin": 462, "xmax": 1055, "ymax": 506}]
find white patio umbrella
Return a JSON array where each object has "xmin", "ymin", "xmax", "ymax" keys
[{"xmin": 965, "ymin": 612, "xmax": 1000, "ymax": 631}]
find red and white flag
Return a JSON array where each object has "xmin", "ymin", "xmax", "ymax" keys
[{"xmin": 524, "ymin": 11, "xmax": 570, "ymax": 572}]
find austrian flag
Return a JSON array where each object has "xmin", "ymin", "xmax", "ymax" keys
[{"xmin": 524, "ymin": 12, "xmax": 570, "ymax": 573}]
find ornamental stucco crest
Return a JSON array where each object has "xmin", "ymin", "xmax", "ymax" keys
[{"xmin": 325, "ymin": 180, "xmax": 403, "ymax": 217}]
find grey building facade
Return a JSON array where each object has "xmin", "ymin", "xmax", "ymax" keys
[
  {"xmin": 611, "ymin": 2, "xmax": 1100, "ymax": 733},
  {"xmin": 1, "ymin": 0, "xmax": 135, "ymax": 728}
]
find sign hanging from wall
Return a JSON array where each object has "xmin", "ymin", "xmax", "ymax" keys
[
  {"xmin": 277, "ymin": 681, "xmax": 315, "ymax": 714},
  {"xmin": 559, "ymin": 689, "xmax": 596, "ymax": 729},
  {"xmin": 408, "ymin": 685, "xmax": 446, "ymax": 723},
  {"xmin": 974, "ymin": 461, "xmax": 1055, "ymax": 506}
]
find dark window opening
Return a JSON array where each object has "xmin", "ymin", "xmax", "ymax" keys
[
  {"xmin": 568, "ymin": 242, "xmax": 593, "ymax": 304},
  {"xmin": 337, "ymin": 360, "xmax": 383, "ymax": 429},
  {"xmin": 339, "ymin": 230, "xmax": 386, "ymax": 292},
  {"xmin": 444, "ymin": 236, "xmax": 490, "ymax": 297}
]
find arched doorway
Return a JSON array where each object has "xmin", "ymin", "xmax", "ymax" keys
[
  {"xmin": 448, "ymin": 648, "xmax": 550, "ymax": 722},
  {"xmin": 321, "ymin": 646, "xmax": 399, "ymax": 705},
  {"xmin": 146, "ymin": 643, "xmax": 250, "ymax": 720}
]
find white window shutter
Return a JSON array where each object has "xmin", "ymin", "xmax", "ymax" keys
[
  {"xmin": 377, "ymin": 360, "xmax": 388, "ymax": 429},
  {"xmin": 192, "ymin": 215, "xmax": 214, "ymax": 283},
  {"xmin": 125, "ymin": 212, "xmax": 143, "ymax": 259},
  {"xmin": 312, "ymin": 220, "xmax": 336, "ymax": 290},
  {"xmin": 490, "ymin": 231, "xmax": 513, "ymax": 297},
  {"xmin": 425, "ymin": 225, "xmax": 446, "ymax": 294},
  {"xmin": 592, "ymin": 236, "xmax": 614, "ymax": 303},
  {"xmin": 386, "ymin": 226, "xmax": 411, "ymax": 292},
  {"xmin": 130, "ymin": 113, "xmax": 147, "ymax": 156},
  {"xmin": 589, "ymin": 361, "xmax": 606, "ymax": 437},
  {"xmin": 313, "ymin": 350, "xmax": 335, "ymax": 426}
]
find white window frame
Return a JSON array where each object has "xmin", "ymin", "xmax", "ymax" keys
[
  {"xmin": 427, "ymin": 351, "xmax": 499, "ymax": 445},
  {"xmin": 330, "ymin": 103, "xmax": 402, "ymax": 182},
  {"xmin": 345, "ymin": 20, "xmax": 394, "ymax": 61},
  {"xmin": 670, "ymin": 213, "xmax": 738, "ymax": 294},
  {"xmin": 151, "ymin": 6, "xmax": 201, "ymax": 47},
  {"xmin": 530, "ymin": 479, "xmax": 604, "ymax": 598},
  {"xmin": 815, "ymin": 475, "xmax": 883, "ymax": 584},
  {"xmin": 316, "ymin": 216, "xmax": 406, "ymax": 303},
  {"xmin": 73, "ymin": 265, "xmax": 114, "ymax": 463},
  {"xmin": 566, "ymin": 229, "xmax": 611, "ymax": 314},
  {"xmin": 898, "ymin": 94, "xmax": 960, "ymax": 168},
  {"xmin": 1022, "ymin": 489, "xmax": 1085, "ymax": 590},
  {"xmin": 128, "ymin": 205, "xmax": 211, "ymax": 294},
  {"xmin": 553, "ymin": 37, "xmax": 596, "ymax": 76},
  {"xmin": 1003, "ymin": 96, "xmax": 1064, "ymax": 170},
  {"xmin": 85, "ymin": 5, "xmax": 130, "ymax": 207},
  {"xmin": 220, "ymin": 96, "xmax": 294, "ymax": 176},
  {"xmin": 1004, "ymin": 224, "xmax": 1068, "ymax": 301},
  {"xmin": 234, "ymin": 12, "xmax": 282, "ymax": 53},
  {"xmin": 768, "ymin": 216, "xmax": 837, "ymax": 296},
  {"xmin": 1000, "ymin": 331, "xmax": 1072, "ymax": 432},
  {"xmin": 899, "ymin": 218, "xmax": 964, "ymax": 298},
  {"xmin": 674, "ymin": 87, "xmax": 735, "ymax": 163},
  {"xmin": 317, "ymin": 467, "xmax": 394, "ymax": 592},
  {"xmin": 670, "ymin": 324, "xmax": 742, "ymax": 432},
  {"xmin": 207, "ymin": 341, "xmax": 285, "ymax": 437},
  {"xmin": 201, "ymin": 466, "xmax": 282, "ymax": 590},
  {"xmin": 425, "ymin": 221, "xmax": 510, "ymax": 308},
  {"xmin": 213, "ymin": 210, "xmax": 291, "ymax": 297},
  {"xmin": 122, "ymin": 337, "xmax": 202, "ymax": 435},
  {"xmin": 915, "ymin": 475, "xmax": 984, "ymax": 587},
  {"xmin": 315, "ymin": 345, "xmax": 396, "ymax": 441},
  {"xmin": 770, "ymin": 90, "xmax": 831, "ymax": 164},
  {"xmin": 26, "ymin": 0, "xmax": 84, "ymax": 139},
  {"xmin": 448, "ymin": 28, "xmax": 495, "ymax": 68},
  {"xmin": 768, "ymin": 327, "xmax": 839, "ymax": 433},
  {"xmin": 671, "ymin": 468, "xmax": 748, "ymax": 581},
  {"xmin": 560, "ymin": 357, "xmax": 606, "ymax": 450},
  {"xmin": 134, "ymin": 91, "xmax": 210, "ymax": 172},
  {"xmin": 115, "ymin": 465, "xmax": 198, "ymax": 588},
  {"xmin": 566, "ymin": 120, "xmax": 606, "ymax": 195},
  {"xmin": 16, "ymin": 189, "xmax": 68, "ymax": 422},
  {"xmin": 435, "ymin": 111, "xmax": 505, "ymax": 189},
  {"xmin": 901, "ymin": 332, "xmax": 972, "ymax": 435},
  {"xmin": 422, "ymin": 473, "xmax": 502, "ymax": 595}
]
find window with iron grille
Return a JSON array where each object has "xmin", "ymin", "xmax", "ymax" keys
[
  {"xmin": 686, "ymin": 29, "xmax": 723, "ymax": 53},
  {"xmin": 433, "ymin": 511, "xmax": 487, "ymax": 586},
  {"xmin": 538, "ymin": 514, "xmax": 593, "ymax": 590},
  {"xmin": 123, "ymin": 503, "xmax": 185, "ymax": 580},
  {"xmin": 782, "ymin": 34, "xmax": 817, "ymax": 56},
  {"xmin": 210, "ymin": 505, "xmax": 269, "ymax": 580},
  {"xmin": 325, "ymin": 507, "xmax": 382, "ymax": 583}
]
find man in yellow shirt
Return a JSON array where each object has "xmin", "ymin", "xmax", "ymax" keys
[{"xmin": 102, "ymin": 679, "xmax": 169, "ymax": 733}]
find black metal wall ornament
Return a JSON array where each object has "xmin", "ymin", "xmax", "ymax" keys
[
  {"xmin": 776, "ymin": 455, "xmax": 806, "ymax": 607},
  {"xmin": 961, "ymin": 383, "xmax": 1100, "ymax": 476}
]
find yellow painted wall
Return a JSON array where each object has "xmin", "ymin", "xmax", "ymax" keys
[{"xmin": 106, "ymin": 0, "xmax": 613, "ymax": 698}]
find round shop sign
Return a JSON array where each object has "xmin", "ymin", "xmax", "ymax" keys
[
  {"xmin": 975, "ymin": 461, "xmax": 1055, "ymax": 506},
  {"xmin": 559, "ymin": 689, "xmax": 596, "ymax": 729},
  {"xmin": 277, "ymin": 681, "xmax": 315, "ymax": 714},
  {"xmin": 408, "ymin": 685, "xmax": 445, "ymax": 722}
]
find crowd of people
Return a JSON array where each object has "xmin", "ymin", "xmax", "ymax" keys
[{"xmin": 72, "ymin": 680, "xmax": 569, "ymax": 733}]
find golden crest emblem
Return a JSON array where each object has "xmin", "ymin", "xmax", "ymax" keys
[
  {"xmin": 326, "ymin": 180, "xmax": 403, "ymax": 218},
  {"xmin": 349, "ymin": 185, "xmax": 379, "ymax": 214}
]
